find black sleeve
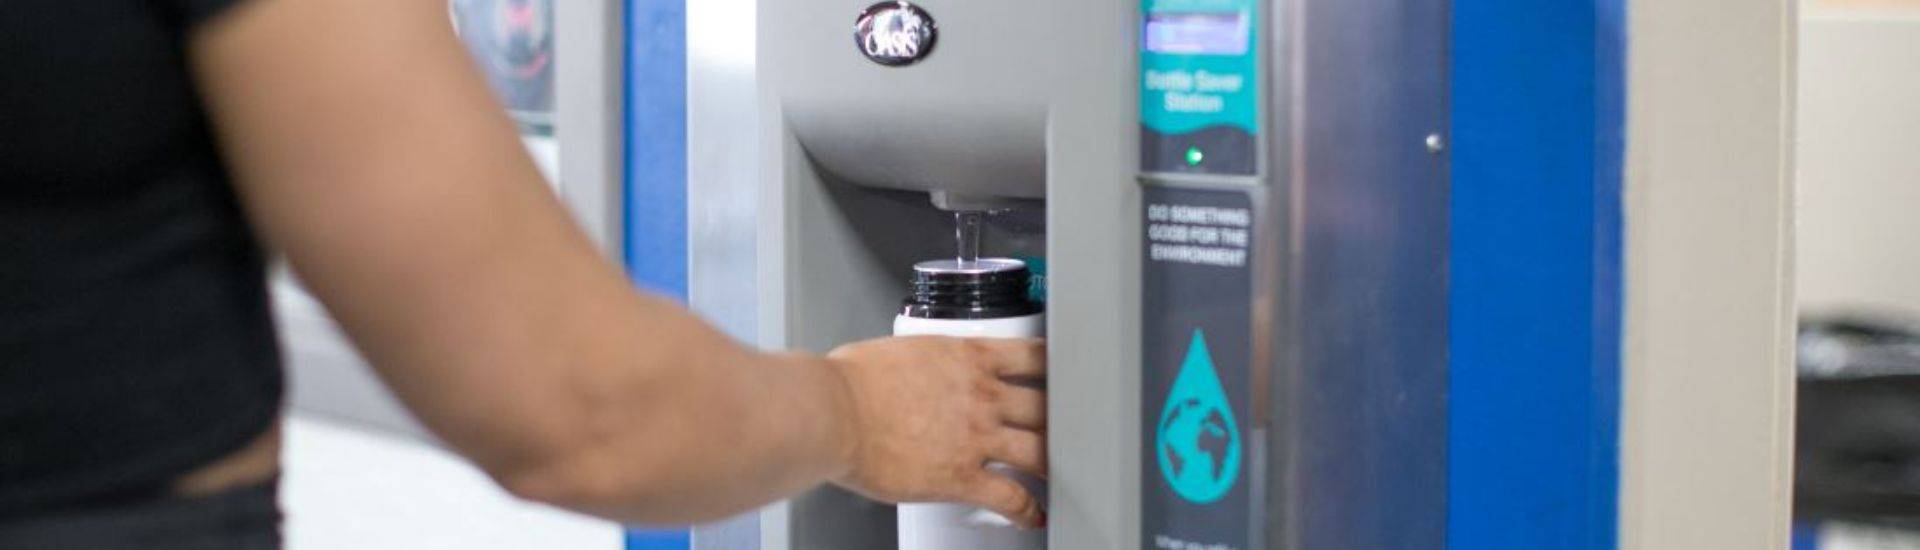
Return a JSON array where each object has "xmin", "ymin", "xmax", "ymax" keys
[{"xmin": 154, "ymin": 0, "xmax": 258, "ymax": 29}]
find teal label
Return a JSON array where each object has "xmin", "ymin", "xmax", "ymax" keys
[
  {"xmin": 1140, "ymin": 0, "xmax": 1259, "ymax": 175},
  {"xmin": 1155, "ymin": 330, "xmax": 1243, "ymax": 503},
  {"xmin": 1017, "ymin": 256, "xmax": 1048, "ymax": 303},
  {"xmin": 1141, "ymin": 187, "xmax": 1254, "ymax": 549}
]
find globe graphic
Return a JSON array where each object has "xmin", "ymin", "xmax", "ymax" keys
[{"xmin": 1157, "ymin": 396, "xmax": 1237, "ymax": 503}]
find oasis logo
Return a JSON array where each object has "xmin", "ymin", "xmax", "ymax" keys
[{"xmin": 853, "ymin": 1, "xmax": 937, "ymax": 66}]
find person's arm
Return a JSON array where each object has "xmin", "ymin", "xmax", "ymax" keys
[{"xmin": 186, "ymin": 0, "xmax": 1045, "ymax": 527}]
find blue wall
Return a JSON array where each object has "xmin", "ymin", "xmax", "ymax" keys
[
  {"xmin": 624, "ymin": 0, "xmax": 690, "ymax": 547},
  {"xmin": 1448, "ymin": 0, "xmax": 1625, "ymax": 547}
]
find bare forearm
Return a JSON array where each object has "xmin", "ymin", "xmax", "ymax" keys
[
  {"xmin": 276, "ymin": 188, "xmax": 857, "ymax": 521},
  {"xmin": 289, "ymin": 220, "xmax": 857, "ymax": 522},
  {"xmin": 274, "ymin": 182, "xmax": 857, "ymax": 522},
  {"xmin": 486, "ymin": 303, "xmax": 859, "ymax": 524}
]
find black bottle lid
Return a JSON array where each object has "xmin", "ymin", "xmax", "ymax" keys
[{"xmin": 901, "ymin": 258, "xmax": 1043, "ymax": 320}]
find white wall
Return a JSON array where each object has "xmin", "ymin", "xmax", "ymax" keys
[
  {"xmin": 282, "ymin": 414, "xmax": 622, "ymax": 550},
  {"xmin": 1618, "ymin": 0, "xmax": 1798, "ymax": 547},
  {"xmin": 1797, "ymin": 10, "xmax": 1920, "ymax": 315}
]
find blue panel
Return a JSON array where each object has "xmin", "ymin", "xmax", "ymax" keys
[
  {"xmin": 1792, "ymin": 521, "xmax": 1820, "ymax": 550},
  {"xmin": 627, "ymin": 531, "xmax": 693, "ymax": 550},
  {"xmin": 624, "ymin": 0, "xmax": 688, "ymax": 300},
  {"xmin": 1448, "ymin": 0, "xmax": 1625, "ymax": 547},
  {"xmin": 625, "ymin": 0, "xmax": 690, "ymax": 546},
  {"xmin": 1593, "ymin": 0, "xmax": 1626, "ymax": 544}
]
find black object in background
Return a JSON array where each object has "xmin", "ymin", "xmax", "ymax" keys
[{"xmin": 1797, "ymin": 313, "xmax": 1920, "ymax": 521}]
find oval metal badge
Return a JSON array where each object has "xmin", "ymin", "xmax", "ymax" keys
[{"xmin": 854, "ymin": 1, "xmax": 937, "ymax": 66}]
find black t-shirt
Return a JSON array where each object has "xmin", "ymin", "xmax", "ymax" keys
[{"xmin": 0, "ymin": 0, "xmax": 281, "ymax": 514}]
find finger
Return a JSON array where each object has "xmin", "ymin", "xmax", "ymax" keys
[
  {"xmin": 997, "ymin": 383, "xmax": 1046, "ymax": 429},
  {"xmin": 988, "ymin": 428, "xmax": 1047, "ymax": 479},
  {"xmin": 962, "ymin": 472, "xmax": 1044, "ymax": 529},
  {"xmin": 969, "ymin": 338, "xmax": 1046, "ymax": 378}
]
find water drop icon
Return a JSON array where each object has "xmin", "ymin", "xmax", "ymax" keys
[{"xmin": 1155, "ymin": 329, "xmax": 1242, "ymax": 504}]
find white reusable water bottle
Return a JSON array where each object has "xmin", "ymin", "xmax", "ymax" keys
[{"xmin": 893, "ymin": 257, "xmax": 1045, "ymax": 550}]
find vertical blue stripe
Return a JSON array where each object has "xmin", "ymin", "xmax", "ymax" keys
[
  {"xmin": 624, "ymin": 0, "xmax": 690, "ymax": 547},
  {"xmin": 627, "ymin": 531, "xmax": 693, "ymax": 550},
  {"xmin": 624, "ymin": 0, "xmax": 689, "ymax": 300},
  {"xmin": 1448, "ymin": 0, "xmax": 1625, "ymax": 547}
]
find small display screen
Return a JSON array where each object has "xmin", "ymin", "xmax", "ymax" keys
[{"xmin": 1144, "ymin": 12, "xmax": 1249, "ymax": 56}]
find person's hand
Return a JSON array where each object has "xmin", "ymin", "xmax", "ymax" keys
[{"xmin": 825, "ymin": 336, "xmax": 1047, "ymax": 528}]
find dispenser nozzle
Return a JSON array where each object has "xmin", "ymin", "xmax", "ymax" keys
[{"xmin": 930, "ymin": 190, "xmax": 1027, "ymax": 212}]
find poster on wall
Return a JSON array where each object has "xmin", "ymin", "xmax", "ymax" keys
[{"xmin": 450, "ymin": 0, "xmax": 556, "ymax": 135}]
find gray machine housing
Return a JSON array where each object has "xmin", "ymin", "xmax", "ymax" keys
[
  {"xmin": 726, "ymin": 0, "xmax": 1450, "ymax": 547},
  {"xmin": 755, "ymin": 0, "xmax": 1135, "ymax": 547}
]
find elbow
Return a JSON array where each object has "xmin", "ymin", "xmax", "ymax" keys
[
  {"xmin": 491, "ymin": 457, "xmax": 590, "ymax": 509},
  {"xmin": 487, "ymin": 450, "xmax": 687, "ymax": 524},
  {"xmin": 473, "ymin": 426, "xmax": 608, "ymax": 510},
  {"xmin": 466, "ymin": 387, "xmax": 626, "ymax": 510},
  {"xmin": 480, "ymin": 428, "xmax": 643, "ymax": 515}
]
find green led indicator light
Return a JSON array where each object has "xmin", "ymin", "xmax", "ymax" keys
[{"xmin": 1184, "ymin": 147, "xmax": 1205, "ymax": 166}]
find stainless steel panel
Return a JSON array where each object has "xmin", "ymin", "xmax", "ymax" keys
[
  {"xmin": 686, "ymin": 0, "xmax": 769, "ymax": 545},
  {"xmin": 1271, "ymin": 0, "xmax": 1451, "ymax": 548},
  {"xmin": 555, "ymin": 0, "xmax": 626, "ymax": 254}
]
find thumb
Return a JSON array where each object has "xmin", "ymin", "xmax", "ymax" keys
[{"xmin": 961, "ymin": 472, "xmax": 1044, "ymax": 530}]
